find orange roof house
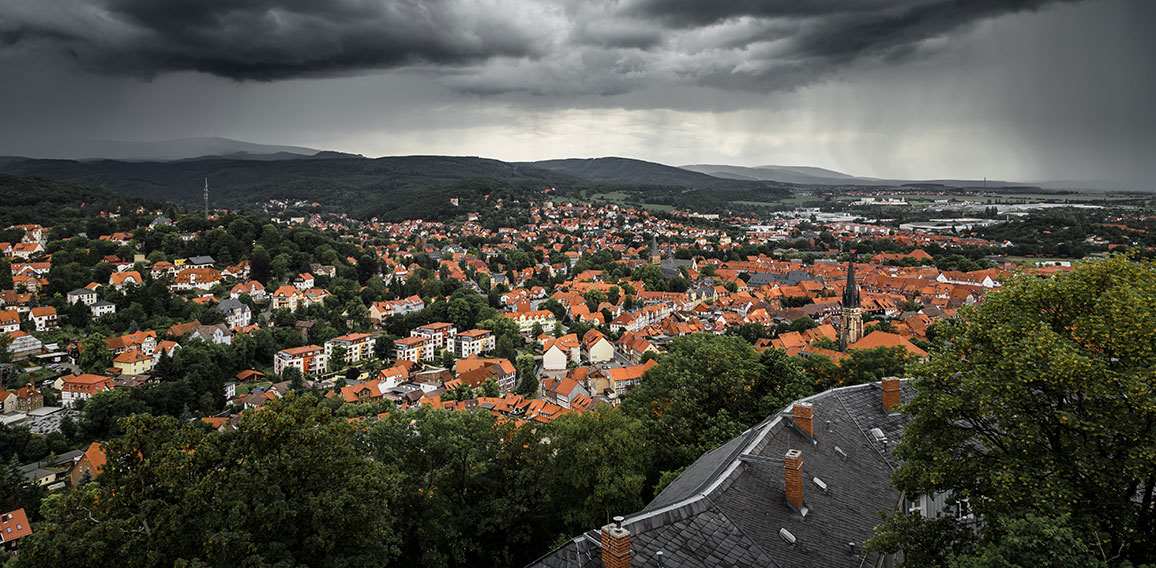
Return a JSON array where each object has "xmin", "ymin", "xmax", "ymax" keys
[
  {"xmin": 847, "ymin": 330, "xmax": 928, "ymax": 358},
  {"xmin": 70, "ymin": 442, "xmax": 107, "ymax": 485},
  {"xmin": 109, "ymin": 271, "xmax": 143, "ymax": 287},
  {"xmin": 0, "ymin": 508, "xmax": 31, "ymax": 545}
]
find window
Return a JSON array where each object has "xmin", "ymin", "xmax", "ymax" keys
[
  {"xmin": 954, "ymin": 498, "xmax": 974, "ymax": 521},
  {"xmin": 906, "ymin": 495, "xmax": 925, "ymax": 517}
]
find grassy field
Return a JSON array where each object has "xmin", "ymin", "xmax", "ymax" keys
[{"xmin": 586, "ymin": 191, "xmax": 630, "ymax": 202}]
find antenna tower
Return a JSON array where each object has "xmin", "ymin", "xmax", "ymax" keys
[{"xmin": 203, "ymin": 178, "xmax": 209, "ymax": 217}]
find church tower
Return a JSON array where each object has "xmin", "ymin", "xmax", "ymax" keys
[
  {"xmin": 649, "ymin": 235, "xmax": 661, "ymax": 266},
  {"xmin": 840, "ymin": 258, "xmax": 864, "ymax": 351}
]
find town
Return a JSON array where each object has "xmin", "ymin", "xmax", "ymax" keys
[{"xmin": 2, "ymin": 179, "xmax": 1155, "ymax": 566}]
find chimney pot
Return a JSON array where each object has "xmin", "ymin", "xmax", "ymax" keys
[
  {"xmin": 882, "ymin": 378, "xmax": 901, "ymax": 412},
  {"xmin": 792, "ymin": 402, "xmax": 813, "ymax": 438},
  {"xmin": 785, "ymin": 449, "xmax": 804, "ymax": 509},
  {"xmin": 601, "ymin": 518, "xmax": 632, "ymax": 568}
]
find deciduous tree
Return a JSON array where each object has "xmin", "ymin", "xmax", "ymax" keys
[
  {"xmin": 883, "ymin": 257, "xmax": 1156, "ymax": 564},
  {"xmin": 15, "ymin": 395, "xmax": 402, "ymax": 567}
]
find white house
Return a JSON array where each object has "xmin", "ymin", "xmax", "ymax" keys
[
  {"xmin": 67, "ymin": 288, "xmax": 98, "ymax": 306},
  {"xmin": 452, "ymin": 329, "xmax": 495, "ymax": 358},
  {"xmin": 91, "ymin": 300, "xmax": 117, "ymax": 318},
  {"xmin": 27, "ymin": 307, "xmax": 57, "ymax": 331},
  {"xmin": 582, "ymin": 329, "xmax": 615, "ymax": 363},
  {"xmin": 60, "ymin": 374, "xmax": 114, "ymax": 408},
  {"xmin": 273, "ymin": 345, "xmax": 327, "ymax": 376},
  {"xmin": 324, "ymin": 333, "xmax": 376, "ymax": 366},
  {"xmin": 542, "ymin": 334, "xmax": 581, "ymax": 371},
  {"xmin": 411, "ymin": 322, "xmax": 457, "ymax": 351},
  {"xmin": 215, "ymin": 299, "xmax": 251, "ymax": 329}
]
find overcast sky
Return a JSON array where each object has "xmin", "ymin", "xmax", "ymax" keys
[{"xmin": 1, "ymin": 0, "xmax": 1152, "ymax": 187}]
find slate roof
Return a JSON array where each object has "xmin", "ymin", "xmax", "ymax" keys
[
  {"xmin": 215, "ymin": 298, "xmax": 248, "ymax": 314},
  {"xmin": 748, "ymin": 271, "xmax": 824, "ymax": 288},
  {"xmin": 528, "ymin": 380, "xmax": 915, "ymax": 568}
]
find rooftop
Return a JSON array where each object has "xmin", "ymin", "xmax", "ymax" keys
[{"xmin": 529, "ymin": 380, "xmax": 915, "ymax": 568}]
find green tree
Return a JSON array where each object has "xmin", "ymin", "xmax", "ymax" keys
[
  {"xmin": 583, "ymin": 289, "xmax": 606, "ymax": 313},
  {"xmin": 840, "ymin": 346, "xmax": 912, "ymax": 385},
  {"xmin": 632, "ymin": 265, "xmax": 665, "ymax": 291},
  {"xmin": 0, "ymin": 333, "xmax": 11, "ymax": 364},
  {"xmin": 1, "ymin": 453, "xmax": 47, "ymax": 522},
  {"xmin": 622, "ymin": 335, "xmax": 813, "ymax": 475},
  {"xmin": 364, "ymin": 407, "xmax": 543, "ymax": 566},
  {"xmin": 541, "ymin": 298, "xmax": 566, "ymax": 321},
  {"xmin": 78, "ymin": 333, "xmax": 113, "ymax": 374},
  {"xmin": 67, "ymin": 300, "xmax": 92, "ymax": 328},
  {"xmin": 440, "ymin": 349, "xmax": 457, "ymax": 370},
  {"xmin": 0, "ymin": 260, "xmax": 12, "ymax": 290},
  {"xmin": 515, "ymin": 354, "xmax": 538, "ymax": 397},
  {"xmin": 606, "ymin": 286, "xmax": 621, "ymax": 306},
  {"xmin": 15, "ymin": 395, "xmax": 402, "ymax": 567},
  {"xmin": 725, "ymin": 322, "xmax": 768, "ymax": 345},
  {"xmin": 328, "ymin": 345, "xmax": 349, "ymax": 373},
  {"xmin": 481, "ymin": 376, "xmax": 500, "ymax": 398},
  {"xmin": 78, "ymin": 389, "xmax": 148, "ymax": 441},
  {"xmin": 283, "ymin": 366, "xmax": 304, "ymax": 391},
  {"xmin": 356, "ymin": 255, "xmax": 380, "ymax": 285},
  {"xmin": 788, "ymin": 316, "xmax": 818, "ymax": 332},
  {"xmin": 541, "ymin": 406, "xmax": 651, "ymax": 533},
  {"xmin": 494, "ymin": 333, "xmax": 516, "ymax": 360},
  {"xmin": 885, "ymin": 257, "xmax": 1156, "ymax": 564},
  {"xmin": 866, "ymin": 508, "xmax": 978, "ymax": 566},
  {"xmin": 948, "ymin": 514, "xmax": 1108, "ymax": 568},
  {"xmin": 375, "ymin": 336, "xmax": 396, "ymax": 361}
]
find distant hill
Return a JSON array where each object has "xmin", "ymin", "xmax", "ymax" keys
[
  {"xmin": 0, "ymin": 174, "xmax": 166, "ymax": 227},
  {"xmin": 175, "ymin": 150, "xmax": 365, "ymax": 162},
  {"xmin": 682, "ymin": 163, "xmax": 1058, "ymax": 191},
  {"xmin": 22, "ymin": 137, "xmax": 341, "ymax": 162},
  {"xmin": 0, "ymin": 155, "xmax": 587, "ymax": 220},
  {"xmin": 682, "ymin": 164, "xmax": 864, "ymax": 185},
  {"xmin": 521, "ymin": 157, "xmax": 765, "ymax": 189},
  {"xmin": 682, "ymin": 163, "xmax": 858, "ymax": 185}
]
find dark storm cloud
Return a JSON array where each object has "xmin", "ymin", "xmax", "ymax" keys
[
  {"xmin": 0, "ymin": 0, "xmax": 541, "ymax": 80},
  {"xmin": 0, "ymin": 0, "xmax": 1086, "ymax": 91}
]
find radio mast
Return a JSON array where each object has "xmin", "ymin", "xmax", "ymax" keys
[{"xmin": 203, "ymin": 178, "xmax": 209, "ymax": 218}]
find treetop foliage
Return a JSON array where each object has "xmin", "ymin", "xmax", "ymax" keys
[{"xmin": 881, "ymin": 256, "xmax": 1156, "ymax": 565}]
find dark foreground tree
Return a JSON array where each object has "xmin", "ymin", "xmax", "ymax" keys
[
  {"xmin": 875, "ymin": 257, "xmax": 1156, "ymax": 565},
  {"xmin": 362, "ymin": 404, "xmax": 650, "ymax": 567},
  {"xmin": 16, "ymin": 394, "xmax": 402, "ymax": 567},
  {"xmin": 622, "ymin": 334, "xmax": 813, "ymax": 478}
]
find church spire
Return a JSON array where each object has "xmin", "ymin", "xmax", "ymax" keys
[
  {"xmin": 649, "ymin": 234, "xmax": 661, "ymax": 265},
  {"xmin": 842, "ymin": 257, "xmax": 860, "ymax": 309},
  {"xmin": 839, "ymin": 252, "xmax": 864, "ymax": 351}
]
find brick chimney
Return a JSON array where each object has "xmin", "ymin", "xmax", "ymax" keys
[
  {"xmin": 601, "ymin": 516, "xmax": 631, "ymax": 568},
  {"xmin": 792, "ymin": 402, "xmax": 813, "ymax": 438},
  {"xmin": 785, "ymin": 449, "xmax": 804, "ymax": 509},
  {"xmin": 882, "ymin": 378, "xmax": 901, "ymax": 413}
]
